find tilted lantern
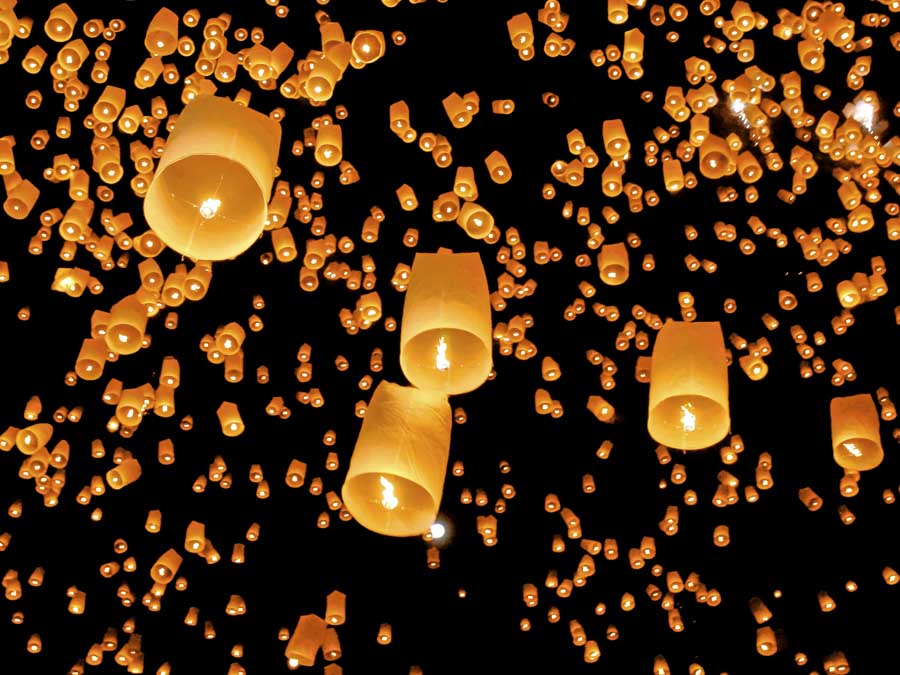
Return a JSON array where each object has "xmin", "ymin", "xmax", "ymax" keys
[
  {"xmin": 399, "ymin": 250, "xmax": 492, "ymax": 395},
  {"xmin": 830, "ymin": 393, "xmax": 883, "ymax": 471},
  {"xmin": 342, "ymin": 381, "xmax": 451, "ymax": 537},
  {"xmin": 143, "ymin": 95, "xmax": 282, "ymax": 261},
  {"xmin": 648, "ymin": 321, "xmax": 730, "ymax": 450}
]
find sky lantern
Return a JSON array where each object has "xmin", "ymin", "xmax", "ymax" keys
[
  {"xmin": 342, "ymin": 381, "xmax": 451, "ymax": 537},
  {"xmin": 144, "ymin": 95, "xmax": 282, "ymax": 260},
  {"xmin": 400, "ymin": 250, "xmax": 492, "ymax": 395},
  {"xmin": 648, "ymin": 321, "xmax": 730, "ymax": 450},
  {"xmin": 830, "ymin": 393, "xmax": 883, "ymax": 471}
]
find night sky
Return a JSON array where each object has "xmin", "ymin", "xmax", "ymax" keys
[{"xmin": 1, "ymin": 1, "xmax": 899, "ymax": 674}]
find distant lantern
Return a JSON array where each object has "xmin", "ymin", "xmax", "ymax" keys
[
  {"xmin": 399, "ymin": 250, "xmax": 492, "ymax": 395},
  {"xmin": 341, "ymin": 381, "xmax": 452, "ymax": 537},
  {"xmin": 144, "ymin": 95, "xmax": 282, "ymax": 261},
  {"xmin": 648, "ymin": 321, "xmax": 730, "ymax": 450},
  {"xmin": 830, "ymin": 394, "xmax": 883, "ymax": 471}
]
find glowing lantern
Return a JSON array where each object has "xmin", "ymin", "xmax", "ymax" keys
[
  {"xmin": 756, "ymin": 626, "xmax": 777, "ymax": 655},
  {"xmin": 105, "ymin": 295, "xmax": 147, "ymax": 356},
  {"xmin": 150, "ymin": 549, "xmax": 182, "ymax": 584},
  {"xmin": 507, "ymin": 13, "xmax": 534, "ymax": 50},
  {"xmin": 830, "ymin": 394, "xmax": 883, "ymax": 471},
  {"xmin": 217, "ymin": 402, "xmax": 245, "ymax": 437},
  {"xmin": 106, "ymin": 458, "xmax": 142, "ymax": 489},
  {"xmin": 44, "ymin": 3, "xmax": 77, "ymax": 43},
  {"xmin": 75, "ymin": 338, "xmax": 107, "ymax": 380},
  {"xmin": 325, "ymin": 590, "xmax": 346, "ymax": 626},
  {"xmin": 314, "ymin": 125, "xmax": 342, "ymax": 167},
  {"xmin": 144, "ymin": 8, "xmax": 179, "ymax": 57},
  {"xmin": 15, "ymin": 423, "xmax": 53, "ymax": 455},
  {"xmin": 351, "ymin": 30, "xmax": 386, "ymax": 65},
  {"xmin": 400, "ymin": 250, "xmax": 492, "ymax": 395},
  {"xmin": 341, "ymin": 381, "xmax": 452, "ymax": 537},
  {"xmin": 648, "ymin": 321, "xmax": 730, "ymax": 450},
  {"xmin": 598, "ymin": 243, "xmax": 629, "ymax": 286},
  {"xmin": 698, "ymin": 135, "xmax": 736, "ymax": 179},
  {"xmin": 285, "ymin": 614, "xmax": 327, "ymax": 668},
  {"xmin": 144, "ymin": 95, "xmax": 282, "ymax": 260},
  {"xmin": 3, "ymin": 175, "xmax": 40, "ymax": 220}
]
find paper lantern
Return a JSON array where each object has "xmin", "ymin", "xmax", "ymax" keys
[
  {"xmin": 342, "ymin": 381, "xmax": 451, "ymax": 537},
  {"xmin": 105, "ymin": 295, "xmax": 147, "ymax": 356},
  {"xmin": 144, "ymin": 95, "xmax": 282, "ymax": 260},
  {"xmin": 399, "ymin": 250, "xmax": 492, "ymax": 395},
  {"xmin": 648, "ymin": 321, "xmax": 730, "ymax": 450},
  {"xmin": 325, "ymin": 590, "xmax": 346, "ymax": 626},
  {"xmin": 75, "ymin": 338, "xmax": 107, "ymax": 381},
  {"xmin": 285, "ymin": 614, "xmax": 326, "ymax": 668},
  {"xmin": 106, "ymin": 458, "xmax": 142, "ymax": 489},
  {"xmin": 144, "ymin": 8, "xmax": 179, "ymax": 57},
  {"xmin": 15, "ymin": 423, "xmax": 53, "ymax": 455},
  {"xmin": 314, "ymin": 125, "xmax": 342, "ymax": 167},
  {"xmin": 3, "ymin": 176, "xmax": 40, "ymax": 220},
  {"xmin": 831, "ymin": 393, "xmax": 883, "ymax": 471},
  {"xmin": 151, "ymin": 549, "xmax": 182, "ymax": 584},
  {"xmin": 350, "ymin": 30, "xmax": 386, "ymax": 65},
  {"xmin": 217, "ymin": 402, "xmax": 245, "ymax": 437},
  {"xmin": 598, "ymin": 243, "xmax": 629, "ymax": 286}
]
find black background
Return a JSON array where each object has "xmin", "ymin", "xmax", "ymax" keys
[{"xmin": 1, "ymin": 1, "xmax": 899, "ymax": 673}]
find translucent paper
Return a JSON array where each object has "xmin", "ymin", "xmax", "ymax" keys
[
  {"xmin": 648, "ymin": 321, "xmax": 730, "ymax": 450},
  {"xmin": 144, "ymin": 95, "xmax": 281, "ymax": 260},
  {"xmin": 830, "ymin": 393, "xmax": 883, "ymax": 471},
  {"xmin": 400, "ymin": 250, "xmax": 492, "ymax": 395},
  {"xmin": 342, "ymin": 381, "xmax": 451, "ymax": 537}
]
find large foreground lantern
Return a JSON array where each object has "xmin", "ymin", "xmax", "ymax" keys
[
  {"xmin": 143, "ymin": 95, "xmax": 281, "ymax": 261},
  {"xmin": 830, "ymin": 393, "xmax": 883, "ymax": 471},
  {"xmin": 399, "ymin": 250, "xmax": 492, "ymax": 395},
  {"xmin": 342, "ymin": 381, "xmax": 452, "ymax": 537},
  {"xmin": 648, "ymin": 320, "xmax": 730, "ymax": 450}
]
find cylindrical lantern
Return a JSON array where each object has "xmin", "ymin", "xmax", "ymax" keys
[
  {"xmin": 325, "ymin": 590, "xmax": 346, "ymax": 626},
  {"xmin": 15, "ymin": 423, "xmax": 53, "ymax": 455},
  {"xmin": 285, "ymin": 614, "xmax": 327, "ymax": 669},
  {"xmin": 75, "ymin": 337, "xmax": 107, "ymax": 381},
  {"xmin": 217, "ymin": 402, "xmax": 244, "ymax": 436},
  {"xmin": 314, "ymin": 125, "xmax": 342, "ymax": 167},
  {"xmin": 830, "ymin": 393, "xmax": 883, "ymax": 471},
  {"xmin": 106, "ymin": 458, "xmax": 142, "ymax": 489},
  {"xmin": 151, "ymin": 549, "xmax": 183, "ymax": 584},
  {"xmin": 598, "ymin": 243, "xmax": 629, "ymax": 286},
  {"xmin": 399, "ymin": 250, "xmax": 492, "ymax": 395},
  {"xmin": 648, "ymin": 320, "xmax": 730, "ymax": 450},
  {"xmin": 341, "ymin": 381, "xmax": 451, "ymax": 537},
  {"xmin": 143, "ymin": 95, "xmax": 282, "ymax": 260},
  {"xmin": 144, "ymin": 8, "xmax": 179, "ymax": 57},
  {"xmin": 105, "ymin": 295, "xmax": 147, "ymax": 356}
]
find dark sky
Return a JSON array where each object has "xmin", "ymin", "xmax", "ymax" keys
[{"xmin": 1, "ymin": 1, "xmax": 899, "ymax": 674}]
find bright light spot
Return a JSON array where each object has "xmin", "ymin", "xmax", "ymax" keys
[
  {"xmin": 430, "ymin": 522, "xmax": 446, "ymax": 539},
  {"xmin": 680, "ymin": 403, "xmax": 697, "ymax": 432},
  {"xmin": 435, "ymin": 336, "xmax": 451, "ymax": 372},
  {"xmin": 851, "ymin": 101, "xmax": 876, "ymax": 134},
  {"xmin": 199, "ymin": 198, "xmax": 221, "ymax": 220},
  {"xmin": 844, "ymin": 442, "xmax": 862, "ymax": 458},
  {"xmin": 379, "ymin": 475, "xmax": 398, "ymax": 510}
]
